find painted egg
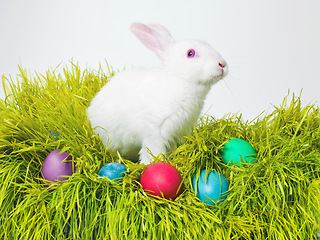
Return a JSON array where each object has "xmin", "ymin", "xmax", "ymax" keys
[
  {"xmin": 192, "ymin": 169, "xmax": 229, "ymax": 205},
  {"xmin": 41, "ymin": 150, "xmax": 76, "ymax": 183},
  {"xmin": 140, "ymin": 162, "xmax": 182, "ymax": 200},
  {"xmin": 98, "ymin": 162, "xmax": 127, "ymax": 182},
  {"xmin": 221, "ymin": 138, "xmax": 257, "ymax": 166},
  {"xmin": 49, "ymin": 130, "xmax": 60, "ymax": 140}
]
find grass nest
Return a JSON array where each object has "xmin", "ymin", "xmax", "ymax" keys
[{"xmin": 0, "ymin": 63, "xmax": 320, "ymax": 239}]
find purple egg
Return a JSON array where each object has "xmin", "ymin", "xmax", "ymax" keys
[{"xmin": 42, "ymin": 150, "xmax": 76, "ymax": 183}]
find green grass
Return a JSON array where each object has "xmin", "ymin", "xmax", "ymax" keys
[{"xmin": 0, "ymin": 62, "xmax": 320, "ymax": 239}]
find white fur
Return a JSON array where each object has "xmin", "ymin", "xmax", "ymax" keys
[{"xmin": 87, "ymin": 23, "xmax": 228, "ymax": 164}]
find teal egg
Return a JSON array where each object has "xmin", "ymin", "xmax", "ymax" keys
[
  {"xmin": 221, "ymin": 138, "xmax": 257, "ymax": 166},
  {"xmin": 98, "ymin": 163, "xmax": 127, "ymax": 183},
  {"xmin": 192, "ymin": 170, "xmax": 229, "ymax": 205}
]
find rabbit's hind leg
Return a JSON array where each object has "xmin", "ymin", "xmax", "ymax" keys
[{"xmin": 138, "ymin": 138, "xmax": 166, "ymax": 165}]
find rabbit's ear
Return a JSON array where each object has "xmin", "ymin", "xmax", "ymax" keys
[{"xmin": 130, "ymin": 23, "xmax": 174, "ymax": 56}]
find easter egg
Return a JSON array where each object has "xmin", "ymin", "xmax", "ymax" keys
[
  {"xmin": 221, "ymin": 138, "xmax": 257, "ymax": 166},
  {"xmin": 140, "ymin": 162, "xmax": 182, "ymax": 200},
  {"xmin": 98, "ymin": 162, "xmax": 127, "ymax": 182},
  {"xmin": 192, "ymin": 170, "xmax": 229, "ymax": 205},
  {"xmin": 49, "ymin": 130, "xmax": 60, "ymax": 140},
  {"xmin": 41, "ymin": 150, "xmax": 76, "ymax": 183}
]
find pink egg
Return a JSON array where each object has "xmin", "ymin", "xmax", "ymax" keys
[
  {"xmin": 140, "ymin": 162, "xmax": 182, "ymax": 200},
  {"xmin": 41, "ymin": 150, "xmax": 76, "ymax": 183}
]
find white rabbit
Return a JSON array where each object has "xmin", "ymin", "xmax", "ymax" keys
[{"xmin": 87, "ymin": 23, "xmax": 228, "ymax": 164}]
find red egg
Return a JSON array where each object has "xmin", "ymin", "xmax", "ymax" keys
[
  {"xmin": 41, "ymin": 150, "xmax": 76, "ymax": 183},
  {"xmin": 140, "ymin": 162, "xmax": 182, "ymax": 200}
]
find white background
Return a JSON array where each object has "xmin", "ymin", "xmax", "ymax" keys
[{"xmin": 1, "ymin": 0, "xmax": 319, "ymax": 120}]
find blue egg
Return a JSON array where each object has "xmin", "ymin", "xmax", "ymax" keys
[
  {"xmin": 192, "ymin": 169, "xmax": 229, "ymax": 205},
  {"xmin": 98, "ymin": 163, "xmax": 127, "ymax": 183}
]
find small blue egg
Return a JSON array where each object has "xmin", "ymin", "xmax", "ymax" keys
[
  {"xmin": 98, "ymin": 163, "xmax": 127, "ymax": 183},
  {"xmin": 192, "ymin": 169, "xmax": 229, "ymax": 205}
]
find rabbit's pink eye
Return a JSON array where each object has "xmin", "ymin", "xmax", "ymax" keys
[{"xmin": 187, "ymin": 49, "xmax": 196, "ymax": 58}]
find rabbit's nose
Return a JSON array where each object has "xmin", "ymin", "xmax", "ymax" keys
[{"xmin": 218, "ymin": 61, "xmax": 227, "ymax": 68}]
